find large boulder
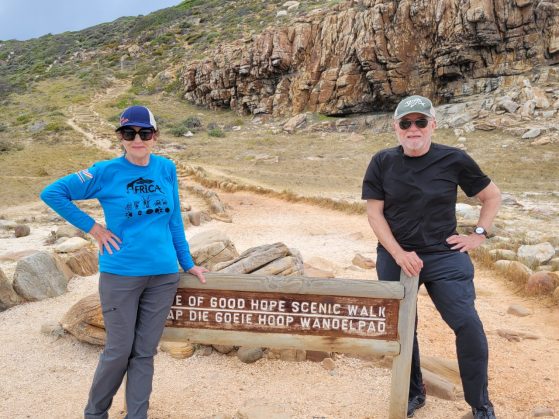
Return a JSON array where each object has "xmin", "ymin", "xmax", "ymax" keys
[
  {"xmin": 54, "ymin": 237, "xmax": 90, "ymax": 253},
  {"xmin": 12, "ymin": 251, "xmax": 69, "ymax": 301},
  {"xmin": 188, "ymin": 229, "xmax": 239, "ymax": 271},
  {"xmin": 60, "ymin": 293, "xmax": 105, "ymax": 345},
  {"xmin": 0, "ymin": 268, "xmax": 24, "ymax": 311},
  {"xmin": 214, "ymin": 242, "xmax": 302, "ymax": 275},
  {"xmin": 525, "ymin": 272, "xmax": 557, "ymax": 295},
  {"xmin": 517, "ymin": 242, "xmax": 555, "ymax": 265},
  {"xmin": 60, "ymin": 247, "xmax": 99, "ymax": 276}
]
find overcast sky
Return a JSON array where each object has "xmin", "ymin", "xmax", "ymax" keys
[{"xmin": 0, "ymin": 0, "xmax": 182, "ymax": 41}]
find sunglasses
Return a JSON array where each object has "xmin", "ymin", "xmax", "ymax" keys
[
  {"xmin": 398, "ymin": 118, "xmax": 429, "ymax": 130},
  {"xmin": 119, "ymin": 128, "xmax": 155, "ymax": 141}
]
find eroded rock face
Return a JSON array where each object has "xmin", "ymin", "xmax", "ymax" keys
[{"xmin": 179, "ymin": 0, "xmax": 559, "ymax": 116}]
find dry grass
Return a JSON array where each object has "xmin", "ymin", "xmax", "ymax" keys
[{"xmin": 0, "ymin": 143, "xmax": 111, "ymax": 208}]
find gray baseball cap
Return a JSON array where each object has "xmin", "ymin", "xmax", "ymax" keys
[{"xmin": 394, "ymin": 95, "xmax": 436, "ymax": 119}]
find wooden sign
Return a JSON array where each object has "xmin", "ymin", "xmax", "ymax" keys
[
  {"xmin": 167, "ymin": 289, "xmax": 399, "ymax": 340},
  {"xmin": 162, "ymin": 271, "xmax": 418, "ymax": 419}
]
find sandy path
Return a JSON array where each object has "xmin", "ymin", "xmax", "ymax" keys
[{"xmin": 0, "ymin": 192, "xmax": 558, "ymax": 418}]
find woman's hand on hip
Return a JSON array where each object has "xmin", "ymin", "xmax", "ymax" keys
[
  {"xmin": 188, "ymin": 265, "xmax": 208, "ymax": 284},
  {"xmin": 88, "ymin": 223, "xmax": 121, "ymax": 255}
]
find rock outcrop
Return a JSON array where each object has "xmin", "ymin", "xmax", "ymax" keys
[{"xmin": 179, "ymin": 0, "xmax": 559, "ymax": 116}]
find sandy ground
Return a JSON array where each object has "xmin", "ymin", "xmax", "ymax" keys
[{"xmin": 1, "ymin": 192, "xmax": 559, "ymax": 418}]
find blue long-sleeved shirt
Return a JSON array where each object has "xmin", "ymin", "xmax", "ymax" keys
[{"xmin": 40, "ymin": 155, "xmax": 194, "ymax": 276}]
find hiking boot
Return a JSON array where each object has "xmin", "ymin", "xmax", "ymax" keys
[
  {"xmin": 472, "ymin": 402, "xmax": 496, "ymax": 419},
  {"xmin": 407, "ymin": 394, "xmax": 426, "ymax": 418}
]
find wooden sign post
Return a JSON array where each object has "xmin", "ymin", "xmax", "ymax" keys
[{"xmin": 162, "ymin": 271, "xmax": 418, "ymax": 419}]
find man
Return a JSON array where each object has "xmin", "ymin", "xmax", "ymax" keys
[{"xmin": 362, "ymin": 95, "xmax": 501, "ymax": 418}]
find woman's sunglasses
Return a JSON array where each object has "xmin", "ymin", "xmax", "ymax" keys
[
  {"xmin": 119, "ymin": 128, "xmax": 155, "ymax": 141},
  {"xmin": 398, "ymin": 118, "xmax": 429, "ymax": 130}
]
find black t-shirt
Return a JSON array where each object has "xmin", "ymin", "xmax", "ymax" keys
[{"xmin": 362, "ymin": 143, "xmax": 491, "ymax": 253}]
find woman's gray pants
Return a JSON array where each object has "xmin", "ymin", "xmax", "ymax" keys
[{"xmin": 84, "ymin": 272, "xmax": 180, "ymax": 419}]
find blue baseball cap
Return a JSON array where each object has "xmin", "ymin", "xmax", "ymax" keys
[{"xmin": 116, "ymin": 105, "xmax": 157, "ymax": 131}]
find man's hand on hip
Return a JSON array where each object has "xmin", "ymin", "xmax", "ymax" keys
[
  {"xmin": 446, "ymin": 234, "xmax": 485, "ymax": 252},
  {"xmin": 394, "ymin": 250, "xmax": 423, "ymax": 277}
]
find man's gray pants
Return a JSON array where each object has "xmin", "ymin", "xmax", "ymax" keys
[{"xmin": 84, "ymin": 272, "xmax": 180, "ymax": 419}]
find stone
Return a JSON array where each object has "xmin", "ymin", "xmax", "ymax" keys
[
  {"xmin": 60, "ymin": 293, "xmax": 105, "ymax": 345},
  {"xmin": 62, "ymin": 247, "xmax": 98, "ymax": 276},
  {"xmin": 0, "ymin": 219, "xmax": 18, "ymax": 230},
  {"xmin": 421, "ymin": 368, "xmax": 458, "ymax": 400},
  {"xmin": 188, "ymin": 211, "xmax": 202, "ymax": 226},
  {"xmin": 160, "ymin": 341, "xmax": 195, "ymax": 359},
  {"xmin": 518, "ymin": 242, "xmax": 555, "ymax": 264},
  {"xmin": 507, "ymin": 304, "xmax": 532, "ymax": 317},
  {"xmin": 489, "ymin": 249, "xmax": 517, "ymax": 260},
  {"xmin": 282, "ymin": 113, "xmax": 307, "ymax": 133},
  {"xmin": 14, "ymin": 224, "xmax": 30, "ymax": 238},
  {"xmin": 494, "ymin": 260, "xmax": 532, "ymax": 283},
  {"xmin": 210, "ymin": 212, "xmax": 233, "ymax": 223},
  {"xmin": 532, "ymin": 407, "xmax": 555, "ymax": 417},
  {"xmin": 499, "ymin": 99, "xmax": 520, "ymax": 114},
  {"xmin": 55, "ymin": 224, "xmax": 85, "ymax": 239},
  {"xmin": 352, "ymin": 253, "xmax": 376, "ymax": 269},
  {"xmin": 189, "ymin": 229, "xmax": 239, "ymax": 271},
  {"xmin": 306, "ymin": 351, "xmax": 331, "ymax": 362},
  {"xmin": 455, "ymin": 203, "xmax": 479, "ymax": 220},
  {"xmin": 212, "ymin": 344, "xmax": 234, "ymax": 354},
  {"xmin": 251, "ymin": 256, "xmax": 302, "ymax": 276},
  {"xmin": 197, "ymin": 345, "xmax": 213, "ymax": 356},
  {"xmin": 525, "ymin": 272, "xmax": 557, "ymax": 295},
  {"xmin": 237, "ymin": 347, "xmax": 263, "ymax": 363},
  {"xmin": 215, "ymin": 243, "xmax": 291, "ymax": 274},
  {"xmin": 421, "ymin": 356, "xmax": 461, "ymax": 385},
  {"xmin": 303, "ymin": 265, "xmax": 335, "ymax": 278},
  {"xmin": 54, "ymin": 237, "xmax": 90, "ymax": 253},
  {"xmin": 277, "ymin": 348, "xmax": 306, "ymax": 362},
  {"xmin": 0, "ymin": 268, "xmax": 23, "ymax": 311},
  {"xmin": 276, "ymin": 10, "xmax": 288, "ymax": 17},
  {"xmin": 321, "ymin": 357, "xmax": 336, "ymax": 371},
  {"xmin": 522, "ymin": 128, "xmax": 542, "ymax": 139},
  {"xmin": 497, "ymin": 328, "xmax": 540, "ymax": 341},
  {"xmin": 12, "ymin": 251, "xmax": 68, "ymax": 301},
  {"xmin": 520, "ymin": 100, "xmax": 536, "ymax": 117}
]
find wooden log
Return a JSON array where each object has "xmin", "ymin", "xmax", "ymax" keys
[{"xmin": 178, "ymin": 272, "xmax": 405, "ymax": 299}]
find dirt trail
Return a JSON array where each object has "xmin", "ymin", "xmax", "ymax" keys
[
  {"xmin": 0, "ymin": 191, "xmax": 558, "ymax": 418},
  {"xmin": 66, "ymin": 80, "xmax": 130, "ymax": 154}
]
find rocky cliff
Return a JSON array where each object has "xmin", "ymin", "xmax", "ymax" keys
[{"xmin": 179, "ymin": 0, "xmax": 559, "ymax": 116}]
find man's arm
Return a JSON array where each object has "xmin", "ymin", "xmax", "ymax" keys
[
  {"xmin": 446, "ymin": 181, "xmax": 502, "ymax": 252},
  {"xmin": 367, "ymin": 199, "xmax": 423, "ymax": 277}
]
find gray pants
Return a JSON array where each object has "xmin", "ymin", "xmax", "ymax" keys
[{"xmin": 84, "ymin": 272, "xmax": 180, "ymax": 419}]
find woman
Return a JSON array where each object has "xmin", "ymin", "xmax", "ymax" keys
[{"xmin": 41, "ymin": 105, "xmax": 207, "ymax": 419}]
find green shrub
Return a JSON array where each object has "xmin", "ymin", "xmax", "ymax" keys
[
  {"xmin": 16, "ymin": 114, "xmax": 31, "ymax": 125},
  {"xmin": 208, "ymin": 127, "xmax": 225, "ymax": 138},
  {"xmin": 0, "ymin": 123, "xmax": 7, "ymax": 132},
  {"xmin": 44, "ymin": 121, "xmax": 70, "ymax": 132}
]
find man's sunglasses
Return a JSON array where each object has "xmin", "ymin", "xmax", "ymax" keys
[
  {"xmin": 119, "ymin": 128, "xmax": 155, "ymax": 141},
  {"xmin": 398, "ymin": 118, "xmax": 429, "ymax": 130}
]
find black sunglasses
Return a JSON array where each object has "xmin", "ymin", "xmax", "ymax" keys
[
  {"xmin": 398, "ymin": 118, "xmax": 429, "ymax": 130},
  {"xmin": 119, "ymin": 128, "xmax": 155, "ymax": 141}
]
